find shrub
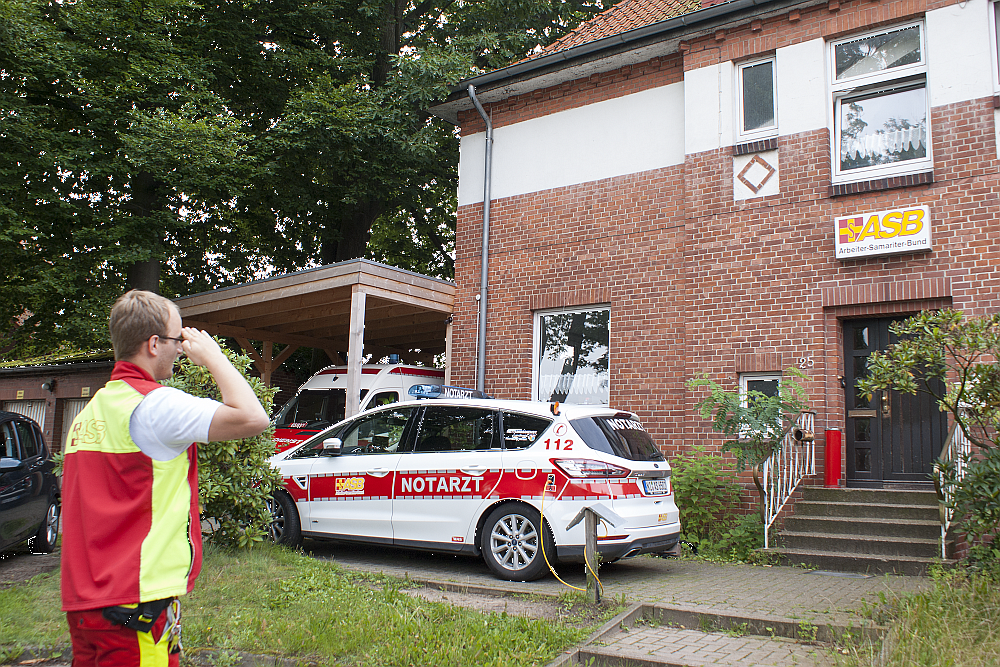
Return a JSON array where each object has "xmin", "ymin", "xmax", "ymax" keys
[
  {"xmin": 163, "ymin": 340, "xmax": 282, "ymax": 548},
  {"xmin": 686, "ymin": 368, "xmax": 810, "ymax": 523},
  {"xmin": 671, "ymin": 446, "xmax": 741, "ymax": 549}
]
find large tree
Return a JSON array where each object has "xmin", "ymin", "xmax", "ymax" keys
[{"xmin": 0, "ymin": 0, "xmax": 621, "ymax": 356}]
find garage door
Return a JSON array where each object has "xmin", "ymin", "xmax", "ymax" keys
[
  {"xmin": 61, "ymin": 398, "xmax": 91, "ymax": 450},
  {"xmin": 2, "ymin": 400, "xmax": 46, "ymax": 427}
]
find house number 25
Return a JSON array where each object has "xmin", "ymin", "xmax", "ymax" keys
[{"xmin": 797, "ymin": 356, "xmax": 814, "ymax": 369}]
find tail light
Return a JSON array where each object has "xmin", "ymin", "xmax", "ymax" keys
[{"xmin": 552, "ymin": 458, "xmax": 631, "ymax": 478}]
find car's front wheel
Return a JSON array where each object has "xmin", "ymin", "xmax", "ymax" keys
[
  {"xmin": 267, "ymin": 492, "xmax": 302, "ymax": 547},
  {"xmin": 30, "ymin": 498, "xmax": 60, "ymax": 553},
  {"xmin": 480, "ymin": 504, "xmax": 553, "ymax": 581}
]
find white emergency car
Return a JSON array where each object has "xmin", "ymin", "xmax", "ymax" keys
[
  {"xmin": 271, "ymin": 364, "xmax": 445, "ymax": 452},
  {"xmin": 266, "ymin": 386, "xmax": 681, "ymax": 582}
]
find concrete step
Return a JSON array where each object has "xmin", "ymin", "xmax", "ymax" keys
[
  {"xmin": 793, "ymin": 500, "xmax": 938, "ymax": 520},
  {"xmin": 783, "ymin": 515, "xmax": 940, "ymax": 539},
  {"xmin": 765, "ymin": 547, "xmax": 952, "ymax": 576},
  {"xmin": 802, "ymin": 486, "xmax": 938, "ymax": 506},
  {"xmin": 779, "ymin": 531, "xmax": 941, "ymax": 558}
]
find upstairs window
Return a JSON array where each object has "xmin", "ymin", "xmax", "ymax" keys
[
  {"xmin": 830, "ymin": 23, "xmax": 931, "ymax": 181},
  {"xmin": 992, "ymin": 0, "xmax": 1000, "ymax": 89},
  {"xmin": 736, "ymin": 57, "xmax": 777, "ymax": 140}
]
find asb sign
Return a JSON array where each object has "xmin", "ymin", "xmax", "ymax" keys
[{"xmin": 835, "ymin": 205, "xmax": 931, "ymax": 260}]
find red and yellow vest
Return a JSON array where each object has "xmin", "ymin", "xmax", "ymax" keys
[{"xmin": 61, "ymin": 362, "xmax": 202, "ymax": 612}]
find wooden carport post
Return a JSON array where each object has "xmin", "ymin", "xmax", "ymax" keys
[{"xmin": 346, "ymin": 285, "xmax": 367, "ymax": 418}]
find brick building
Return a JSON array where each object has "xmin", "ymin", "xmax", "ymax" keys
[{"xmin": 429, "ymin": 0, "xmax": 1000, "ymax": 504}]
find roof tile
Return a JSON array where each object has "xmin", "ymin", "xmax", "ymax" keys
[{"xmin": 528, "ymin": 0, "xmax": 702, "ymax": 61}]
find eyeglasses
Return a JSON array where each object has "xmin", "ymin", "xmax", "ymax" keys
[{"xmin": 158, "ymin": 335, "xmax": 185, "ymax": 344}]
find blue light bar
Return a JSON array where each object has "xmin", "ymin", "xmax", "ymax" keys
[{"xmin": 407, "ymin": 384, "xmax": 491, "ymax": 400}]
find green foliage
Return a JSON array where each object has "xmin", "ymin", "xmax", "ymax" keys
[
  {"xmin": 686, "ymin": 369, "xmax": 810, "ymax": 525},
  {"xmin": 670, "ymin": 446, "xmax": 763, "ymax": 562},
  {"xmin": 687, "ymin": 368, "xmax": 810, "ymax": 472},
  {"xmin": 0, "ymin": 543, "xmax": 593, "ymax": 665},
  {"xmin": 1, "ymin": 0, "xmax": 626, "ymax": 358},
  {"xmin": 859, "ymin": 310, "xmax": 1000, "ymax": 557},
  {"xmin": 843, "ymin": 567, "xmax": 1000, "ymax": 667},
  {"xmin": 162, "ymin": 341, "xmax": 281, "ymax": 548},
  {"xmin": 670, "ymin": 446, "xmax": 741, "ymax": 548},
  {"xmin": 715, "ymin": 513, "xmax": 765, "ymax": 563}
]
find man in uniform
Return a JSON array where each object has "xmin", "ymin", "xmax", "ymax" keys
[{"xmin": 61, "ymin": 290, "xmax": 270, "ymax": 666}]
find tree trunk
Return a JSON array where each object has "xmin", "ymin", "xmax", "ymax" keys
[
  {"xmin": 752, "ymin": 462, "xmax": 766, "ymax": 526},
  {"xmin": 126, "ymin": 259, "xmax": 161, "ymax": 293},
  {"xmin": 124, "ymin": 170, "xmax": 164, "ymax": 293},
  {"xmin": 321, "ymin": 199, "xmax": 383, "ymax": 264}
]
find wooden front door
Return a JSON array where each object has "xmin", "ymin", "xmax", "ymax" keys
[{"xmin": 843, "ymin": 317, "xmax": 947, "ymax": 487}]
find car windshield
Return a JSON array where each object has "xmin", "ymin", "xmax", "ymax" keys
[
  {"xmin": 569, "ymin": 415, "xmax": 665, "ymax": 461},
  {"xmin": 274, "ymin": 389, "xmax": 347, "ymax": 430}
]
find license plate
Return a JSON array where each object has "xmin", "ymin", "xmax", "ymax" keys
[{"xmin": 643, "ymin": 478, "xmax": 670, "ymax": 495}]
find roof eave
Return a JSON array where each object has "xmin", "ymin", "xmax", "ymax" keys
[{"xmin": 429, "ymin": 0, "xmax": 818, "ymax": 124}]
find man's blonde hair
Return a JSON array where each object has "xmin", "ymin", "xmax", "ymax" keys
[{"xmin": 109, "ymin": 290, "xmax": 180, "ymax": 361}]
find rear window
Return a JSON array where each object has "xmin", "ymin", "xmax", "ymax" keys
[
  {"xmin": 274, "ymin": 389, "xmax": 347, "ymax": 430},
  {"xmin": 501, "ymin": 412, "xmax": 551, "ymax": 450},
  {"xmin": 570, "ymin": 415, "xmax": 665, "ymax": 461}
]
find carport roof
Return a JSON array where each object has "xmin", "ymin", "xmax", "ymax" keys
[{"xmin": 173, "ymin": 259, "xmax": 455, "ymax": 365}]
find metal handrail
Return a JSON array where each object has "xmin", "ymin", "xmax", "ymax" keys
[
  {"xmin": 934, "ymin": 414, "xmax": 972, "ymax": 560},
  {"xmin": 762, "ymin": 411, "xmax": 816, "ymax": 549}
]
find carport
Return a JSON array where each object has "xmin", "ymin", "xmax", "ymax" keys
[{"xmin": 174, "ymin": 259, "xmax": 455, "ymax": 417}]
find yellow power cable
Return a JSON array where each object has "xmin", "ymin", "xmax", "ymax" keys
[{"xmin": 539, "ymin": 478, "xmax": 604, "ymax": 596}]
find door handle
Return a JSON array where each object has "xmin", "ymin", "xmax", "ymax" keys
[
  {"xmin": 367, "ymin": 467, "xmax": 391, "ymax": 477},
  {"xmin": 881, "ymin": 392, "xmax": 890, "ymax": 417},
  {"xmin": 460, "ymin": 464, "xmax": 485, "ymax": 476}
]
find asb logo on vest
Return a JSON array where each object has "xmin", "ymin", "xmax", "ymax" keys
[{"xmin": 834, "ymin": 205, "xmax": 931, "ymax": 260}]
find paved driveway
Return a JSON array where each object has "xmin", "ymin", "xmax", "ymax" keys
[{"xmin": 304, "ymin": 538, "xmax": 930, "ymax": 628}]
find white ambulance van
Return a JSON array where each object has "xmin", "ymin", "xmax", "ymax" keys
[{"xmin": 271, "ymin": 364, "xmax": 445, "ymax": 452}]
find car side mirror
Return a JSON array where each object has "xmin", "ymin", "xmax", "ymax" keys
[
  {"xmin": 322, "ymin": 438, "xmax": 343, "ymax": 455},
  {"xmin": 0, "ymin": 457, "xmax": 25, "ymax": 472}
]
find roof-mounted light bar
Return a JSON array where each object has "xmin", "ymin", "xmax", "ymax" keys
[{"xmin": 407, "ymin": 384, "xmax": 492, "ymax": 400}]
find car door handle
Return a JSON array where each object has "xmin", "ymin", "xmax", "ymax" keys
[
  {"xmin": 460, "ymin": 464, "xmax": 485, "ymax": 475},
  {"xmin": 367, "ymin": 467, "xmax": 391, "ymax": 477}
]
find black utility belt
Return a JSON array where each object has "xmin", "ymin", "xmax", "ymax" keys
[{"xmin": 102, "ymin": 598, "xmax": 175, "ymax": 632}]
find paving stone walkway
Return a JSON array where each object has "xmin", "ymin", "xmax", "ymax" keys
[
  {"xmin": 587, "ymin": 626, "xmax": 838, "ymax": 667},
  {"xmin": 308, "ymin": 539, "xmax": 929, "ymax": 628}
]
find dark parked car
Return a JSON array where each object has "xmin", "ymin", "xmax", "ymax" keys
[{"xmin": 0, "ymin": 411, "xmax": 60, "ymax": 553}]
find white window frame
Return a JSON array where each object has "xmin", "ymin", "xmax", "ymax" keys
[
  {"xmin": 738, "ymin": 372, "xmax": 783, "ymax": 438},
  {"xmin": 829, "ymin": 21, "xmax": 933, "ymax": 183},
  {"xmin": 739, "ymin": 372, "xmax": 782, "ymax": 404},
  {"xmin": 990, "ymin": 0, "xmax": 1000, "ymax": 91},
  {"xmin": 531, "ymin": 305, "xmax": 611, "ymax": 406},
  {"xmin": 735, "ymin": 56, "xmax": 778, "ymax": 142}
]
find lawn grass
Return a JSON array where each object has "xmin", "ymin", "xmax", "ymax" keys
[
  {"xmin": 0, "ymin": 544, "xmax": 597, "ymax": 666},
  {"xmin": 843, "ymin": 567, "xmax": 1000, "ymax": 667}
]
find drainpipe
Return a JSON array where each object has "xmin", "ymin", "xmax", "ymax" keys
[{"xmin": 467, "ymin": 84, "xmax": 492, "ymax": 393}]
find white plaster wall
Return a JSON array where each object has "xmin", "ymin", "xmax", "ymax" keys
[
  {"xmin": 776, "ymin": 39, "xmax": 828, "ymax": 137},
  {"xmin": 926, "ymin": 0, "xmax": 994, "ymax": 107},
  {"xmin": 457, "ymin": 82, "xmax": 685, "ymax": 206},
  {"xmin": 684, "ymin": 62, "xmax": 735, "ymax": 155}
]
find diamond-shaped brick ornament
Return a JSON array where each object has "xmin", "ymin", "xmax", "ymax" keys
[{"xmin": 736, "ymin": 154, "xmax": 777, "ymax": 194}]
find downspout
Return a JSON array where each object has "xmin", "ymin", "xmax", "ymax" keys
[{"xmin": 467, "ymin": 84, "xmax": 492, "ymax": 393}]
